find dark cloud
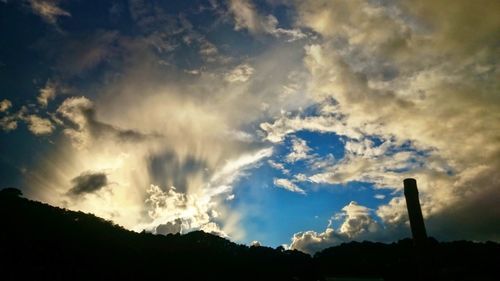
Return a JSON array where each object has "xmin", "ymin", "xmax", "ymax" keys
[
  {"xmin": 155, "ymin": 218, "xmax": 182, "ymax": 235},
  {"xmin": 148, "ymin": 152, "xmax": 207, "ymax": 193},
  {"xmin": 57, "ymin": 96, "xmax": 159, "ymax": 146},
  {"xmin": 426, "ymin": 179, "xmax": 500, "ymax": 242},
  {"xmin": 69, "ymin": 171, "xmax": 108, "ymax": 195}
]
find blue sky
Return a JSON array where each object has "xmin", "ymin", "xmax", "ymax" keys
[{"xmin": 1, "ymin": 0, "xmax": 499, "ymax": 253}]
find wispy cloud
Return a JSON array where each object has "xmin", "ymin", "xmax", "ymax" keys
[
  {"xmin": 28, "ymin": 0, "xmax": 70, "ymax": 25},
  {"xmin": 273, "ymin": 178, "xmax": 306, "ymax": 194},
  {"xmin": 228, "ymin": 0, "xmax": 305, "ymax": 41}
]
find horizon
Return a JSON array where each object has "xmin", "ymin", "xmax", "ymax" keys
[{"xmin": 0, "ymin": 0, "xmax": 499, "ymax": 254}]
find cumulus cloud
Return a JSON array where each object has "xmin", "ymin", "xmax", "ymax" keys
[
  {"xmin": 273, "ymin": 178, "xmax": 306, "ymax": 194},
  {"xmin": 338, "ymin": 201, "xmax": 381, "ymax": 238},
  {"xmin": 0, "ymin": 115, "xmax": 17, "ymax": 131},
  {"xmin": 290, "ymin": 228, "xmax": 343, "ymax": 255},
  {"xmin": 16, "ymin": 0, "xmax": 498, "ymax": 248},
  {"xmin": 68, "ymin": 171, "xmax": 109, "ymax": 196},
  {"xmin": 279, "ymin": 0, "xmax": 500, "ymax": 242},
  {"xmin": 290, "ymin": 201, "xmax": 382, "ymax": 254},
  {"xmin": 143, "ymin": 184, "xmax": 228, "ymax": 237},
  {"xmin": 37, "ymin": 80, "xmax": 56, "ymax": 108},
  {"xmin": 286, "ymin": 136, "xmax": 311, "ymax": 163},
  {"xmin": 250, "ymin": 240, "xmax": 261, "ymax": 247},
  {"xmin": 28, "ymin": 0, "xmax": 70, "ymax": 25},
  {"xmin": 0, "ymin": 99, "xmax": 12, "ymax": 112},
  {"xmin": 155, "ymin": 218, "xmax": 182, "ymax": 235},
  {"xmin": 24, "ymin": 115, "xmax": 54, "ymax": 135}
]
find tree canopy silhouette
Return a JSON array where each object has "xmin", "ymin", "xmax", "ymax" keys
[{"xmin": 1, "ymin": 188, "xmax": 499, "ymax": 281}]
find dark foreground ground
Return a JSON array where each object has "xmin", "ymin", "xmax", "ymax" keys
[{"xmin": 1, "ymin": 188, "xmax": 499, "ymax": 281}]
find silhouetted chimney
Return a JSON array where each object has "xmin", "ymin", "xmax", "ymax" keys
[{"xmin": 404, "ymin": 178, "xmax": 427, "ymax": 246}]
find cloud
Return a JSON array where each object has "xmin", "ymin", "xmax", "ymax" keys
[
  {"xmin": 25, "ymin": 33, "xmax": 306, "ymax": 242},
  {"xmin": 307, "ymin": 138, "xmax": 428, "ymax": 189},
  {"xmin": 225, "ymin": 63, "xmax": 255, "ymax": 83},
  {"xmin": 155, "ymin": 218, "xmax": 183, "ymax": 235},
  {"xmin": 56, "ymin": 96, "xmax": 152, "ymax": 149},
  {"xmin": 250, "ymin": 240, "xmax": 261, "ymax": 247},
  {"xmin": 0, "ymin": 99, "xmax": 12, "ymax": 112},
  {"xmin": 53, "ymin": 30, "xmax": 119, "ymax": 75},
  {"xmin": 0, "ymin": 115, "xmax": 17, "ymax": 131},
  {"xmin": 0, "ymin": 102, "xmax": 22, "ymax": 132},
  {"xmin": 143, "ymin": 184, "xmax": 229, "ymax": 237},
  {"xmin": 290, "ymin": 201, "xmax": 382, "ymax": 254},
  {"xmin": 268, "ymin": 160, "xmax": 289, "ymax": 175},
  {"xmin": 68, "ymin": 171, "xmax": 109, "ymax": 196},
  {"xmin": 285, "ymin": 136, "xmax": 311, "ymax": 163},
  {"xmin": 28, "ymin": 0, "xmax": 70, "ymax": 25},
  {"xmin": 37, "ymin": 80, "xmax": 57, "ymax": 108},
  {"xmin": 338, "ymin": 201, "xmax": 381, "ymax": 238},
  {"xmin": 253, "ymin": 0, "xmax": 500, "ymax": 243},
  {"xmin": 290, "ymin": 228, "xmax": 343, "ymax": 255},
  {"xmin": 228, "ymin": 0, "xmax": 273, "ymax": 34},
  {"xmin": 228, "ymin": 0, "xmax": 305, "ymax": 41},
  {"xmin": 273, "ymin": 178, "xmax": 306, "ymax": 194},
  {"xmin": 24, "ymin": 115, "xmax": 54, "ymax": 135},
  {"xmin": 16, "ymin": 0, "xmax": 498, "ymax": 248},
  {"xmin": 260, "ymin": 112, "xmax": 363, "ymax": 143}
]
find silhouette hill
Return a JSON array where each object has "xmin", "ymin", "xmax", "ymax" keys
[{"xmin": 1, "ymin": 188, "xmax": 499, "ymax": 281}]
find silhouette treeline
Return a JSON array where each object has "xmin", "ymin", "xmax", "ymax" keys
[{"xmin": 1, "ymin": 188, "xmax": 499, "ymax": 281}]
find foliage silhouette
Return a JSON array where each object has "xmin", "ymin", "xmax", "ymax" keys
[{"xmin": 1, "ymin": 188, "xmax": 499, "ymax": 281}]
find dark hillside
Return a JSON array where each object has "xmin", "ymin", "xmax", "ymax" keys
[
  {"xmin": 1, "ymin": 188, "xmax": 499, "ymax": 281},
  {"xmin": 0, "ymin": 188, "xmax": 314, "ymax": 281}
]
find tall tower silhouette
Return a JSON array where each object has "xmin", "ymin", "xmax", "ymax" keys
[{"xmin": 404, "ymin": 178, "xmax": 427, "ymax": 246}]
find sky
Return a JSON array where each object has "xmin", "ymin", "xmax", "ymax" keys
[{"xmin": 0, "ymin": 0, "xmax": 499, "ymax": 254}]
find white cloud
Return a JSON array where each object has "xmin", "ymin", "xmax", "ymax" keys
[
  {"xmin": 228, "ymin": 0, "xmax": 305, "ymax": 41},
  {"xmin": 250, "ymin": 240, "xmax": 261, "ymax": 247},
  {"xmin": 290, "ymin": 228, "xmax": 344, "ymax": 254},
  {"xmin": 290, "ymin": 201, "xmax": 382, "ymax": 254},
  {"xmin": 0, "ymin": 115, "xmax": 17, "ymax": 131},
  {"xmin": 273, "ymin": 178, "xmax": 306, "ymax": 194},
  {"xmin": 286, "ymin": 136, "xmax": 311, "ymax": 163},
  {"xmin": 307, "ymin": 138, "xmax": 425, "ymax": 189},
  {"xmin": 338, "ymin": 201, "xmax": 381, "ymax": 238},
  {"xmin": 260, "ymin": 113, "xmax": 363, "ymax": 143},
  {"xmin": 268, "ymin": 160, "xmax": 289, "ymax": 174},
  {"xmin": 143, "ymin": 184, "xmax": 228, "ymax": 237},
  {"xmin": 56, "ymin": 96, "xmax": 93, "ymax": 148},
  {"xmin": 29, "ymin": 0, "xmax": 70, "ymax": 25},
  {"xmin": 37, "ymin": 80, "xmax": 56, "ymax": 108},
  {"xmin": 225, "ymin": 63, "xmax": 255, "ymax": 83},
  {"xmin": 15, "ymin": 0, "xmax": 499, "ymax": 248},
  {"xmin": 0, "ymin": 99, "xmax": 12, "ymax": 112},
  {"xmin": 284, "ymin": 0, "xmax": 500, "ymax": 242},
  {"xmin": 24, "ymin": 115, "xmax": 54, "ymax": 135}
]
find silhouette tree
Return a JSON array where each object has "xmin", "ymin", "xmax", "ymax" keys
[{"xmin": 0, "ymin": 187, "xmax": 499, "ymax": 281}]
